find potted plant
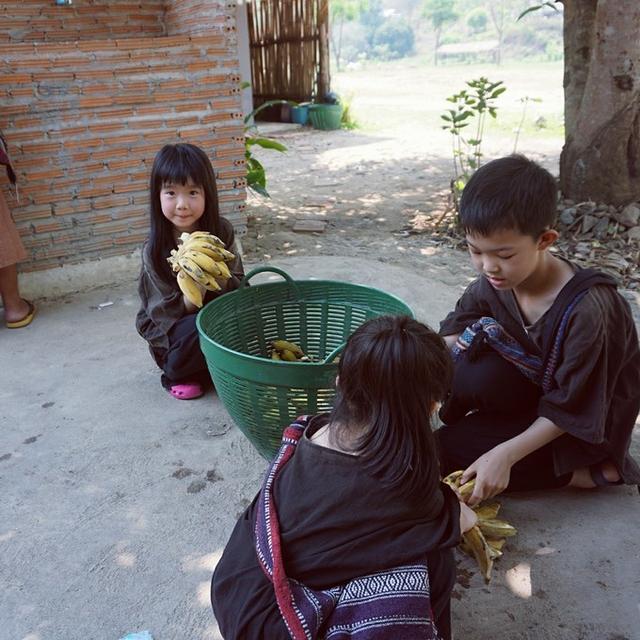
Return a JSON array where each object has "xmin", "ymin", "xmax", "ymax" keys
[{"xmin": 309, "ymin": 92, "xmax": 344, "ymax": 131}]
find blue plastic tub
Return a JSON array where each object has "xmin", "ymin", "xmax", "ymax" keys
[{"xmin": 291, "ymin": 103, "xmax": 310, "ymax": 125}]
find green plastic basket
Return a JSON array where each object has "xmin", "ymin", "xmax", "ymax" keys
[
  {"xmin": 308, "ymin": 103, "xmax": 343, "ymax": 130},
  {"xmin": 196, "ymin": 267, "xmax": 414, "ymax": 459}
]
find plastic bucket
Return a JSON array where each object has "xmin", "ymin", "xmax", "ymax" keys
[
  {"xmin": 308, "ymin": 104, "xmax": 343, "ymax": 131},
  {"xmin": 291, "ymin": 103, "xmax": 310, "ymax": 125}
]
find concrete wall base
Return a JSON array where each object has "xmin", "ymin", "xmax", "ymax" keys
[{"xmin": 17, "ymin": 250, "xmax": 141, "ymax": 302}]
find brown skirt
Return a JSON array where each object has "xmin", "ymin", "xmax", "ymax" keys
[{"xmin": 0, "ymin": 188, "xmax": 27, "ymax": 269}]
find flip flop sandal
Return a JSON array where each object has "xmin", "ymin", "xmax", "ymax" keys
[
  {"xmin": 6, "ymin": 300, "xmax": 36, "ymax": 329},
  {"xmin": 168, "ymin": 381, "xmax": 204, "ymax": 400}
]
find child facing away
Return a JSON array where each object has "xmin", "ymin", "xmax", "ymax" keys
[
  {"xmin": 211, "ymin": 316, "xmax": 477, "ymax": 640},
  {"xmin": 136, "ymin": 143, "xmax": 245, "ymax": 400},
  {"xmin": 437, "ymin": 155, "xmax": 640, "ymax": 506}
]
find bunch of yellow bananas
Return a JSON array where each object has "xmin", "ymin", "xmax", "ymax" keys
[
  {"xmin": 443, "ymin": 470, "xmax": 517, "ymax": 583},
  {"xmin": 270, "ymin": 340, "xmax": 311, "ymax": 362},
  {"xmin": 167, "ymin": 231, "xmax": 235, "ymax": 308}
]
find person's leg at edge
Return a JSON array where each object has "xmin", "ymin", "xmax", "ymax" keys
[{"xmin": 0, "ymin": 263, "xmax": 31, "ymax": 323}]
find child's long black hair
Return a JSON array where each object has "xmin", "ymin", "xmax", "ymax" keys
[
  {"xmin": 330, "ymin": 315, "xmax": 452, "ymax": 498},
  {"xmin": 148, "ymin": 143, "xmax": 222, "ymax": 282}
]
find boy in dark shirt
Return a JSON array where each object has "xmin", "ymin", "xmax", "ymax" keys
[{"xmin": 437, "ymin": 155, "xmax": 640, "ymax": 506}]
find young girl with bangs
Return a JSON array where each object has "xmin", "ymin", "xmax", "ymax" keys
[
  {"xmin": 212, "ymin": 315, "xmax": 476, "ymax": 640},
  {"xmin": 136, "ymin": 143, "xmax": 245, "ymax": 400}
]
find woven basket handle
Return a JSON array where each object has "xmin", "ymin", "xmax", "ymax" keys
[{"xmin": 239, "ymin": 266, "xmax": 301, "ymax": 298}]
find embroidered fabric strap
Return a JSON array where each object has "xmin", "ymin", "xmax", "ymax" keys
[
  {"xmin": 453, "ymin": 317, "xmax": 543, "ymax": 385},
  {"xmin": 452, "ymin": 290, "xmax": 588, "ymax": 393},
  {"xmin": 254, "ymin": 416, "xmax": 441, "ymax": 640}
]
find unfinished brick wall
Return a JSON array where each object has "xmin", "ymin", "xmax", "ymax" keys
[
  {"xmin": 0, "ymin": 1, "xmax": 166, "ymax": 43},
  {"xmin": 0, "ymin": 1, "xmax": 246, "ymax": 274},
  {"xmin": 166, "ymin": 0, "xmax": 236, "ymax": 35}
]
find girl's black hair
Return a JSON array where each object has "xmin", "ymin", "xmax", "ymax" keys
[
  {"xmin": 459, "ymin": 154, "xmax": 558, "ymax": 239},
  {"xmin": 148, "ymin": 143, "xmax": 222, "ymax": 282},
  {"xmin": 330, "ymin": 315, "xmax": 452, "ymax": 498}
]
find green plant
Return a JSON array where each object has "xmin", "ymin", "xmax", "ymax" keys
[
  {"xmin": 242, "ymin": 83, "xmax": 289, "ymax": 197},
  {"xmin": 340, "ymin": 94, "xmax": 359, "ymax": 130},
  {"xmin": 513, "ymin": 95, "xmax": 542, "ymax": 153},
  {"xmin": 440, "ymin": 77, "xmax": 506, "ymax": 205}
]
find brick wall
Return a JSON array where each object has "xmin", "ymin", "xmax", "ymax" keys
[
  {"xmin": 0, "ymin": 1, "xmax": 246, "ymax": 274},
  {"xmin": 166, "ymin": 0, "xmax": 237, "ymax": 36},
  {"xmin": 0, "ymin": 1, "xmax": 166, "ymax": 43}
]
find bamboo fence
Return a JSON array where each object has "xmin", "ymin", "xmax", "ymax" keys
[{"xmin": 248, "ymin": 0, "xmax": 329, "ymax": 113}]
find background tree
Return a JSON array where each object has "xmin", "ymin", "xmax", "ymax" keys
[
  {"xmin": 466, "ymin": 8, "xmax": 488, "ymax": 35},
  {"xmin": 359, "ymin": 0, "xmax": 385, "ymax": 49},
  {"xmin": 422, "ymin": 0, "xmax": 458, "ymax": 65},
  {"xmin": 523, "ymin": 0, "xmax": 640, "ymax": 204},
  {"xmin": 488, "ymin": 0, "xmax": 506, "ymax": 65},
  {"xmin": 559, "ymin": 1, "xmax": 640, "ymax": 205},
  {"xmin": 330, "ymin": 0, "xmax": 369, "ymax": 71},
  {"xmin": 371, "ymin": 18, "xmax": 415, "ymax": 60}
]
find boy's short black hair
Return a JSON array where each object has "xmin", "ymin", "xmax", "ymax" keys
[{"xmin": 459, "ymin": 154, "xmax": 557, "ymax": 238}]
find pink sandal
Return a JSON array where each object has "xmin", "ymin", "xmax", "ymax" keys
[{"xmin": 168, "ymin": 381, "xmax": 204, "ymax": 400}]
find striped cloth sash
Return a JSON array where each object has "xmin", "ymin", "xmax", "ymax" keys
[
  {"xmin": 452, "ymin": 317, "xmax": 543, "ymax": 385},
  {"xmin": 452, "ymin": 290, "xmax": 588, "ymax": 394},
  {"xmin": 254, "ymin": 416, "xmax": 441, "ymax": 640}
]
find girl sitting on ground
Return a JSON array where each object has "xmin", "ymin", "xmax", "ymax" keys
[
  {"xmin": 136, "ymin": 143, "xmax": 244, "ymax": 400},
  {"xmin": 211, "ymin": 315, "xmax": 476, "ymax": 640}
]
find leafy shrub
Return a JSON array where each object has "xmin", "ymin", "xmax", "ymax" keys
[
  {"xmin": 371, "ymin": 18, "xmax": 415, "ymax": 60},
  {"xmin": 466, "ymin": 8, "xmax": 488, "ymax": 34}
]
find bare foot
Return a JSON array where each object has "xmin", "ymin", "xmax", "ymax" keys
[
  {"xmin": 569, "ymin": 461, "xmax": 620, "ymax": 488},
  {"xmin": 4, "ymin": 298, "xmax": 31, "ymax": 324}
]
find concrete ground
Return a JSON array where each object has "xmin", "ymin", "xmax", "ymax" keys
[{"xmin": 1, "ymin": 255, "xmax": 639, "ymax": 640}]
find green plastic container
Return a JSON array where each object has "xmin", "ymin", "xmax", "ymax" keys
[
  {"xmin": 308, "ymin": 103, "xmax": 343, "ymax": 131},
  {"xmin": 196, "ymin": 267, "xmax": 414, "ymax": 459}
]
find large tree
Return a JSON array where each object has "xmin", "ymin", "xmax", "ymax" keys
[
  {"xmin": 559, "ymin": 1, "xmax": 640, "ymax": 205},
  {"xmin": 329, "ymin": 0, "xmax": 369, "ymax": 72},
  {"xmin": 422, "ymin": 0, "xmax": 458, "ymax": 65}
]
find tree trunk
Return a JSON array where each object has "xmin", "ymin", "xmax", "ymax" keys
[
  {"xmin": 489, "ymin": 2, "xmax": 504, "ymax": 66},
  {"xmin": 560, "ymin": 0, "xmax": 640, "ymax": 205}
]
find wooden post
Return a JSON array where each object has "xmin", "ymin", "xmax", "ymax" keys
[{"xmin": 318, "ymin": 0, "xmax": 330, "ymax": 99}]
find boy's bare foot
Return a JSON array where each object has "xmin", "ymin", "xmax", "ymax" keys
[{"xmin": 569, "ymin": 460, "xmax": 621, "ymax": 488}]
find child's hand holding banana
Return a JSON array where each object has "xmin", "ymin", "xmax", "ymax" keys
[
  {"xmin": 443, "ymin": 470, "xmax": 517, "ymax": 583},
  {"xmin": 168, "ymin": 231, "xmax": 236, "ymax": 308}
]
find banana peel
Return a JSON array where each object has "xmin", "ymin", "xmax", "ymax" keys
[
  {"xmin": 474, "ymin": 502, "xmax": 501, "ymax": 520},
  {"xmin": 444, "ymin": 469, "xmax": 517, "ymax": 583},
  {"xmin": 477, "ymin": 518, "xmax": 517, "ymax": 539},
  {"xmin": 463, "ymin": 525, "xmax": 494, "ymax": 583}
]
